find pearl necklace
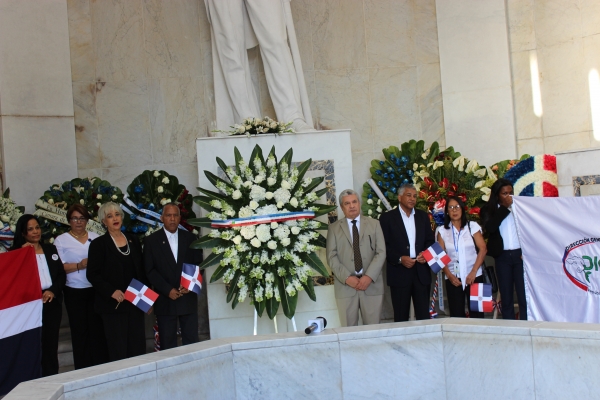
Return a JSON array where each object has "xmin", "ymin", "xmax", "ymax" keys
[{"xmin": 110, "ymin": 232, "xmax": 130, "ymax": 256}]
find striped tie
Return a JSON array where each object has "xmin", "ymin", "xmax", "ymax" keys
[{"xmin": 352, "ymin": 220, "xmax": 362, "ymax": 273}]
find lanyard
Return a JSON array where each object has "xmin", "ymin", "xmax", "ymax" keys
[{"xmin": 452, "ymin": 225, "xmax": 462, "ymax": 257}]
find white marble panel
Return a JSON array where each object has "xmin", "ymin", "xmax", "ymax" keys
[
  {"xmin": 66, "ymin": 0, "xmax": 95, "ymax": 82},
  {"xmin": 538, "ymin": 39, "xmax": 590, "ymax": 137},
  {"xmin": 287, "ymin": 309, "xmax": 341, "ymax": 334},
  {"xmin": 91, "ymin": 0, "xmax": 146, "ymax": 82},
  {"xmin": 156, "ymin": 352, "xmax": 234, "ymax": 400},
  {"xmin": 72, "ymin": 82, "xmax": 101, "ymax": 170},
  {"xmin": 142, "ymin": 339, "xmax": 232, "ymax": 369},
  {"xmin": 311, "ymin": 0, "xmax": 367, "ymax": 70},
  {"xmin": 506, "ymin": 0, "xmax": 536, "ymax": 52},
  {"xmin": 364, "ymin": 0, "xmax": 415, "ymax": 68},
  {"xmin": 147, "ymin": 77, "xmax": 207, "ymax": 164},
  {"xmin": 370, "ymin": 67, "xmax": 420, "ymax": 149},
  {"xmin": 443, "ymin": 331, "xmax": 535, "ymax": 400},
  {"xmin": 413, "ymin": 0, "xmax": 440, "ymax": 65},
  {"xmin": 581, "ymin": 0, "xmax": 600, "ymax": 37},
  {"xmin": 531, "ymin": 321, "xmax": 600, "ymax": 339},
  {"xmin": 352, "ymin": 151, "xmax": 376, "ymax": 198},
  {"xmin": 63, "ymin": 371, "xmax": 157, "ymax": 400},
  {"xmin": 230, "ymin": 329, "xmax": 339, "ymax": 351},
  {"xmin": 95, "ymin": 80, "xmax": 151, "ymax": 168},
  {"xmin": 77, "ymin": 168, "xmax": 102, "ymax": 180},
  {"xmin": 533, "ymin": 0, "xmax": 581, "ymax": 48},
  {"xmin": 290, "ymin": 0, "xmax": 314, "ymax": 71},
  {"xmin": 510, "ymin": 50, "xmax": 544, "ymax": 140},
  {"xmin": 558, "ymin": 184, "xmax": 573, "ymax": 197},
  {"xmin": 314, "ymin": 70, "xmax": 371, "ymax": 153},
  {"xmin": 418, "ymin": 63, "xmax": 445, "ymax": 147},
  {"xmin": 442, "ymin": 86, "xmax": 517, "ymax": 165},
  {"xmin": 143, "ymin": 0, "xmax": 204, "ymax": 79},
  {"xmin": 4, "ymin": 382, "xmax": 63, "ymax": 400},
  {"xmin": 232, "ymin": 341, "xmax": 342, "ymax": 399},
  {"xmin": 340, "ymin": 332, "xmax": 445, "ymax": 400},
  {"xmin": 555, "ymin": 147, "xmax": 600, "ymax": 186},
  {"xmin": 0, "ymin": 0, "xmax": 74, "ymax": 116},
  {"xmin": 436, "ymin": 0, "xmax": 512, "ymax": 93},
  {"xmin": 532, "ymin": 336, "xmax": 600, "ymax": 398},
  {"xmin": 518, "ymin": 138, "xmax": 544, "ymax": 157},
  {"xmin": 544, "ymin": 131, "xmax": 590, "ymax": 154},
  {"xmin": 1, "ymin": 116, "xmax": 77, "ymax": 211},
  {"xmin": 441, "ymin": 317, "xmax": 540, "ymax": 335},
  {"xmin": 335, "ymin": 319, "xmax": 443, "ymax": 341}
]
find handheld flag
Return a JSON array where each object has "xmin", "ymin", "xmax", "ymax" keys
[
  {"xmin": 181, "ymin": 263, "xmax": 203, "ymax": 295},
  {"xmin": 124, "ymin": 278, "xmax": 158, "ymax": 313},
  {"xmin": 470, "ymin": 283, "xmax": 493, "ymax": 312},
  {"xmin": 422, "ymin": 242, "xmax": 451, "ymax": 273}
]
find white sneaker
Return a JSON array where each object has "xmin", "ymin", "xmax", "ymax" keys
[{"xmin": 290, "ymin": 118, "xmax": 316, "ymax": 132}]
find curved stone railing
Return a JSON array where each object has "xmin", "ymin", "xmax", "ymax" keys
[{"xmin": 6, "ymin": 318, "xmax": 600, "ymax": 399}]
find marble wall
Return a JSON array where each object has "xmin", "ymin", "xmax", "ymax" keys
[
  {"xmin": 507, "ymin": 0, "xmax": 600, "ymax": 156},
  {"xmin": 65, "ymin": 0, "xmax": 444, "ymax": 197}
]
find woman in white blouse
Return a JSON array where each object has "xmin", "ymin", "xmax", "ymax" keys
[
  {"xmin": 54, "ymin": 204, "xmax": 108, "ymax": 369},
  {"xmin": 436, "ymin": 197, "xmax": 487, "ymax": 318},
  {"xmin": 10, "ymin": 215, "xmax": 65, "ymax": 376}
]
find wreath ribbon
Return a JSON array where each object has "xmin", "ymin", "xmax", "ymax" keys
[
  {"xmin": 122, "ymin": 194, "xmax": 187, "ymax": 231},
  {"xmin": 34, "ymin": 200, "xmax": 105, "ymax": 235},
  {"xmin": 211, "ymin": 211, "xmax": 315, "ymax": 228}
]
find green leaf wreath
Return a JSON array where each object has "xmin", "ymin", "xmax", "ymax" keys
[{"xmin": 188, "ymin": 144, "xmax": 335, "ymax": 319}]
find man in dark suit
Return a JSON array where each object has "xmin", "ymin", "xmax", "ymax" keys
[
  {"xmin": 379, "ymin": 183, "xmax": 435, "ymax": 321},
  {"xmin": 144, "ymin": 203, "xmax": 203, "ymax": 350}
]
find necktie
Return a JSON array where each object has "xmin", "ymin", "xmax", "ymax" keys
[{"xmin": 352, "ymin": 220, "xmax": 362, "ymax": 273}]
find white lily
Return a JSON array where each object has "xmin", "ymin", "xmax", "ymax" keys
[
  {"xmin": 453, "ymin": 156, "xmax": 465, "ymax": 171},
  {"xmin": 465, "ymin": 159, "xmax": 479, "ymax": 173},
  {"xmin": 486, "ymin": 167, "xmax": 498, "ymax": 181}
]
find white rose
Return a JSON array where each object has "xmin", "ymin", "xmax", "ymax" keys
[
  {"xmin": 289, "ymin": 197, "xmax": 298, "ymax": 207},
  {"xmin": 237, "ymin": 125, "xmax": 246, "ymax": 133},
  {"xmin": 281, "ymin": 180, "xmax": 291, "ymax": 190},
  {"xmin": 96, "ymin": 194, "xmax": 102, "ymax": 200},
  {"xmin": 267, "ymin": 178, "xmax": 277, "ymax": 186},
  {"xmin": 97, "ymin": 202, "xmax": 102, "ymax": 207},
  {"xmin": 154, "ymin": 170, "xmax": 160, "ymax": 177},
  {"xmin": 254, "ymin": 175, "xmax": 264, "ymax": 184},
  {"xmin": 192, "ymin": 229, "xmax": 199, "ymax": 235},
  {"xmin": 281, "ymin": 237, "xmax": 291, "ymax": 247},
  {"xmin": 10, "ymin": 224, "xmax": 16, "ymax": 232},
  {"xmin": 157, "ymin": 186, "xmax": 164, "ymax": 193},
  {"xmin": 368, "ymin": 209, "xmax": 373, "ymax": 215},
  {"xmin": 244, "ymin": 181, "xmax": 253, "ymax": 188},
  {"xmin": 79, "ymin": 199, "xmax": 85, "ymax": 205},
  {"xmin": 271, "ymin": 222, "xmax": 278, "ymax": 229},
  {"xmin": 232, "ymin": 235, "xmax": 242, "ymax": 245},
  {"xmin": 376, "ymin": 206, "xmax": 382, "ymax": 213},
  {"xmin": 265, "ymin": 192, "xmax": 274, "ymax": 200},
  {"xmin": 367, "ymin": 199, "xmax": 373, "ymax": 205},
  {"xmin": 232, "ymin": 190, "xmax": 242, "ymax": 200},
  {"xmin": 1, "ymin": 215, "xmax": 9, "ymax": 223},
  {"xmin": 277, "ymin": 201, "xmax": 284, "ymax": 209},
  {"xmin": 267, "ymin": 240, "xmax": 277, "ymax": 250},
  {"xmin": 250, "ymin": 238, "xmax": 261, "ymax": 248},
  {"xmin": 250, "ymin": 201, "xmax": 259, "ymax": 210},
  {"xmin": 160, "ymin": 198, "xmax": 168, "ymax": 205},
  {"xmin": 112, "ymin": 195, "xmax": 117, "ymax": 200},
  {"xmin": 49, "ymin": 237, "xmax": 54, "ymax": 244},
  {"xmin": 48, "ymin": 199, "xmax": 54, "ymax": 205},
  {"xmin": 162, "ymin": 177, "xmax": 170, "ymax": 184},
  {"xmin": 291, "ymin": 226, "xmax": 301, "ymax": 235}
]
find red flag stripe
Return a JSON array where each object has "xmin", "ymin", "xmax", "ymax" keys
[{"xmin": 0, "ymin": 247, "xmax": 41, "ymax": 311}]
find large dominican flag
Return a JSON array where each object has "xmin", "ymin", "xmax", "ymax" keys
[{"xmin": 0, "ymin": 247, "xmax": 42, "ymax": 396}]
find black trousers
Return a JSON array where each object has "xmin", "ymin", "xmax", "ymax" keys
[
  {"xmin": 495, "ymin": 249, "xmax": 527, "ymax": 320},
  {"xmin": 390, "ymin": 274, "xmax": 431, "ymax": 322},
  {"xmin": 157, "ymin": 313, "xmax": 199, "ymax": 350},
  {"xmin": 64, "ymin": 286, "xmax": 109, "ymax": 369},
  {"xmin": 41, "ymin": 296, "xmax": 62, "ymax": 377},
  {"xmin": 101, "ymin": 305, "xmax": 146, "ymax": 362},
  {"xmin": 445, "ymin": 274, "xmax": 484, "ymax": 318}
]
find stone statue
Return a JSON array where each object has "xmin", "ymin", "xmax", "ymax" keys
[{"xmin": 205, "ymin": 0, "xmax": 314, "ymax": 132}]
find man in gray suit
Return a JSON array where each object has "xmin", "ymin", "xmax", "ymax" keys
[{"xmin": 326, "ymin": 189, "xmax": 386, "ymax": 326}]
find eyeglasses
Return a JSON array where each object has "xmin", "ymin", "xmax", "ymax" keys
[
  {"xmin": 448, "ymin": 205, "xmax": 461, "ymax": 210},
  {"xmin": 70, "ymin": 217, "xmax": 88, "ymax": 222}
]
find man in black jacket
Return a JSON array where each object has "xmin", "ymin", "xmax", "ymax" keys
[
  {"xmin": 379, "ymin": 184, "xmax": 435, "ymax": 321},
  {"xmin": 144, "ymin": 203, "xmax": 203, "ymax": 350}
]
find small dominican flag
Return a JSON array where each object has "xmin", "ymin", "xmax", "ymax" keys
[
  {"xmin": 124, "ymin": 278, "xmax": 159, "ymax": 313},
  {"xmin": 181, "ymin": 263, "xmax": 203, "ymax": 295},
  {"xmin": 422, "ymin": 242, "xmax": 452, "ymax": 273},
  {"xmin": 470, "ymin": 283, "xmax": 493, "ymax": 312}
]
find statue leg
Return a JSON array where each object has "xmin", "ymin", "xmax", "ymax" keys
[
  {"xmin": 245, "ymin": 0, "xmax": 311, "ymax": 129},
  {"xmin": 206, "ymin": 0, "xmax": 260, "ymax": 124}
]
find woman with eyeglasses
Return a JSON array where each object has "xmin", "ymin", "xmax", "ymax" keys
[
  {"xmin": 10, "ymin": 214, "xmax": 66, "ymax": 376},
  {"xmin": 53, "ymin": 204, "xmax": 108, "ymax": 369},
  {"xmin": 436, "ymin": 196, "xmax": 487, "ymax": 318},
  {"xmin": 86, "ymin": 202, "xmax": 149, "ymax": 361}
]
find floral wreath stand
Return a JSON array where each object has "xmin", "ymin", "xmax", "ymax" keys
[{"xmin": 253, "ymin": 311, "xmax": 297, "ymax": 335}]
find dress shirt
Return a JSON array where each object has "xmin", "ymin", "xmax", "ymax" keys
[
  {"xmin": 54, "ymin": 231, "xmax": 99, "ymax": 289},
  {"xmin": 165, "ymin": 228, "xmax": 178, "ymax": 262},
  {"xmin": 345, "ymin": 215, "xmax": 362, "ymax": 275},
  {"xmin": 399, "ymin": 207, "xmax": 416, "ymax": 258},
  {"xmin": 36, "ymin": 254, "xmax": 53, "ymax": 290},
  {"xmin": 499, "ymin": 206, "xmax": 520, "ymax": 250}
]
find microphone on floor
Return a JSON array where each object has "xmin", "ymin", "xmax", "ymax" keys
[{"xmin": 304, "ymin": 316, "xmax": 327, "ymax": 334}]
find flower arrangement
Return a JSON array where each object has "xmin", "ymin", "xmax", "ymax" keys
[
  {"xmin": 361, "ymin": 140, "xmax": 441, "ymax": 219},
  {"xmin": 216, "ymin": 116, "xmax": 294, "ymax": 137},
  {"xmin": 489, "ymin": 155, "xmax": 529, "ymax": 179},
  {"xmin": 36, "ymin": 177, "xmax": 123, "ymax": 241},
  {"xmin": 503, "ymin": 154, "xmax": 558, "ymax": 197},
  {"xmin": 122, "ymin": 170, "xmax": 196, "ymax": 238},
  {"xmin": 188, "ymin": 144, "xmax": 335, "ymax": 319},
  {"xmin": 0, "ymin": 188, "xmax": 24, "ymax": 252}
]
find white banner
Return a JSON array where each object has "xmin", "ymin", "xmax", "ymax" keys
[{"xmin": 513, "ymin": 196, "xmax": 600, "ymax": 322}]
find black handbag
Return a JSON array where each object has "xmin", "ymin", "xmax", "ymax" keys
[{"xmin": 468, "ymin": 221, "xmax": 498, "ymax": 293}]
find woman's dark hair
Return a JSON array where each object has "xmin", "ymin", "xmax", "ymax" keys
[
  {"xmin": 481, "ymin": 178, "xmax": 513, "ymax": 227},
  {"xmin": 10, "ymin": 214, "xmax": 40, "ymax": 250},
  {"xmin": 443, "ymin": 196, "xmax": 467, "ymax": 230},
  {"xmin": 66, "ymin": 204, "xmax": 91, "ymax": 221}
]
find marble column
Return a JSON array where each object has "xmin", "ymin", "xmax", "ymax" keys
[
  {"xmin": 436, "ymin": 0, "xmax": 516, "ymax": 165},
  {"xmin": 0, "ymin": 0, "xmax": 77, "ymax": 211}
]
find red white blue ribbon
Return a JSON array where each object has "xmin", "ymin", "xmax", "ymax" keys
[
  {"xmin": 211, "ymin": 211, "xmax": 315, "ymax": 228},
  {"xmin": 0, "ymin": 224, "xmax": 14, "ymax": 250}
]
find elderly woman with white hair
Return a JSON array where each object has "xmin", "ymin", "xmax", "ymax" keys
[{"xmin": 86, "ymin": 202, "xmax": 149, "ymax": 362}]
